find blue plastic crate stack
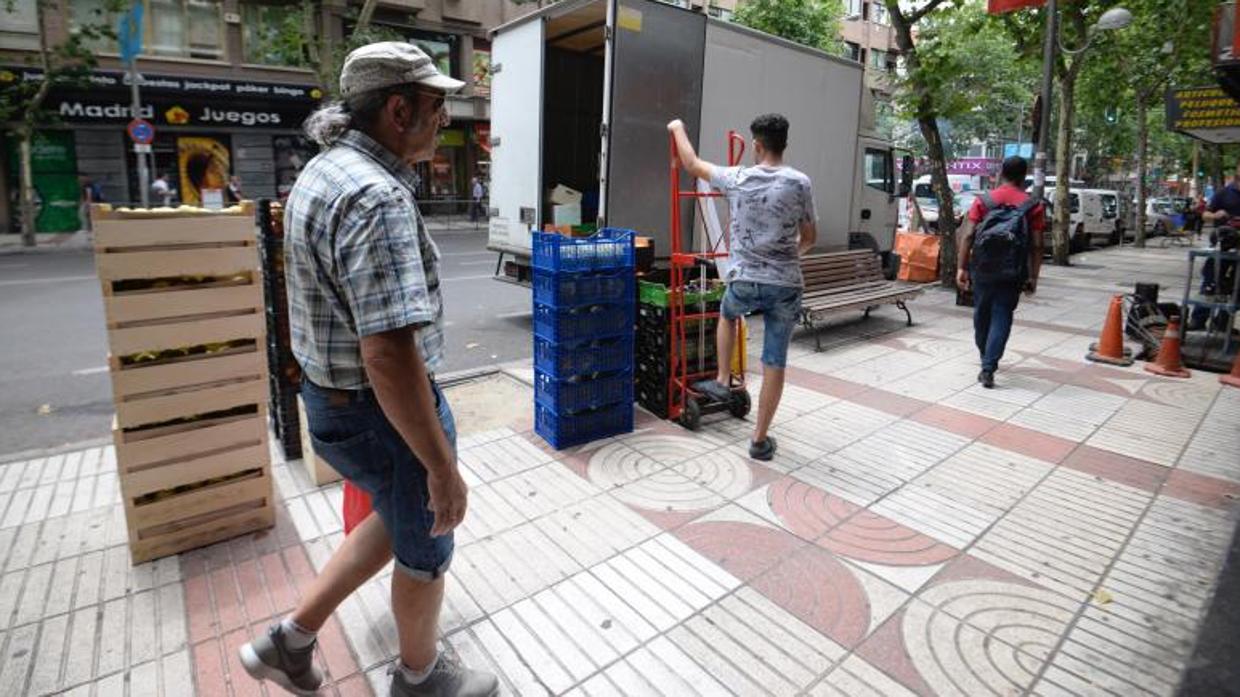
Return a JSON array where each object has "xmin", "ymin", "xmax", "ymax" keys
[{"xmin": 532, "ymin": 228, "xmax": 637, "ymax": 449}]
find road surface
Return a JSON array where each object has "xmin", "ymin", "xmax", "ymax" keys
[{"xmin": 0, "ymin": 229, "xmax": 532, "ymax": 456}]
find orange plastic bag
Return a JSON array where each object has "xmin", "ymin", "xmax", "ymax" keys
[{"xmin": 894, "ymin": 231, "xmax": 941, "ymax": 283}]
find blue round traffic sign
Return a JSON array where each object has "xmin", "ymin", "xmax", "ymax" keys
[{"xmin": 127, "ymin": 118, "xmax": 155, "ymax": 145}]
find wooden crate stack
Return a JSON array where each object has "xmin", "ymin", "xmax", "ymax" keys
[{"xmin": 92, "ymin": 202, "xmax": 275, "ymax": 563}]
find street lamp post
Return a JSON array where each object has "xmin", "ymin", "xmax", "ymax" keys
[{"xmin": 1031, "ymin": 5, "xmax": 1132, "ymax": 205}]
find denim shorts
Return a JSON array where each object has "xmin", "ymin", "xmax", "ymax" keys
[
  {"xmin": 301, "ymin": 378, "xmax": 456, "ymax": 581},
  {"xmin": 721, "ymin": 281, "xmax": 803, "ymax": 368}
]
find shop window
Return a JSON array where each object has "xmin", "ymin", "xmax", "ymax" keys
[
  {"xmin": 472, "ymin": 39, "xmax": 491, "ymax": 98},
  {"xmin": 242, "ymin": 3, "xmax": 310, "ymax": 67},
  {"xmin": 2, "ymin": 0, "xmax": 40, "ymax": 51}
]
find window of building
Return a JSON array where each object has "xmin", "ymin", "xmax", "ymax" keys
[
  {"xmin": 871, "ymin": 2, "xmax": 888, "ymax": 25},
  {"xmin": 1, "ymin": 0, "xmax": 40, "ymax": 51},
  {"xmin": 868, "ymin": 48, "xmax": 887, "ymax": 71},
  {"xmin": 845, "ymin": 41, "xmax": 861, "ymax": 62},
  {"xmin": 844, "ymin": 0, "xmax": 863, "ymax": 19},
  {"xmin": 69, "ymin": 0, "xmax": 224, "ymax": 59},
  {"xmin": 707, "ymin": 5, "xmax": 734, "ymax": 20},
  {"xmin": 242, "ymin": 3, "xmax": 309, "ymax": 67},
  {"xmin": 865, "ymin": 147, "xmax": 892, "ymax": 193}
]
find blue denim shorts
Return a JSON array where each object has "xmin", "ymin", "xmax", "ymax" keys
[
  {"xmin": 301, "ymin": 378, "xmax": 456, "ymax": 581},
  {"xmin": 721, "ymin": 281, "xmax": 803, "ymax": 368}
]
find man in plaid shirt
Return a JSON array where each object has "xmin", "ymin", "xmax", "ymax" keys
[{"xmin": 239, "ymin": 43, "xmax": 497, "ymax": 697}]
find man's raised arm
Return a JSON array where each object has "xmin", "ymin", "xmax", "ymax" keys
[{"xmin": 667, "ymin": 119, "xmax": 716, "ymax": 182}]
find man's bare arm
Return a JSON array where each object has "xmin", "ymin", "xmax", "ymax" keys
[
  {"xmin": 360, "ymin": 327, "xmax": 464, "ymax": 534},
  {"xmin": 798, "ymin": 220, "xmax": 817, "ymax": 256},
  {"xmin": 1027, "ymin": 224, "xmax": 1045, "ymax": 292},
  {"xmin": 667, "ymin": 119, "xmax": 715, "ymax": 182},
  {"xmin": 957, "ymin": 219, "xmax": 974, "ymax": 270}
]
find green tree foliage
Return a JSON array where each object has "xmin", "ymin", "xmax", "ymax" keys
[
  {"xmin": 732, "ymin": 0, "xmax": 845, "ymax": 55},
  {"xmin": 0, "ymin": 0, "xmax": 121, "ymax": 245},
  {"xmin": 896, "ymin": 0, "xmax": 1038, "ymax": 156}
]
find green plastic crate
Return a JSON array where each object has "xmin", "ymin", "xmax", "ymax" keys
[{"xmin": 638, "ymin": 280, "xmax": 725, "ymax": 308}]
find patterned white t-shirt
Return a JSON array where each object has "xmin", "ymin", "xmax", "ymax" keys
[{"xmin": 710, "ymin": 164, "xmax": 816, "ymax": 288}]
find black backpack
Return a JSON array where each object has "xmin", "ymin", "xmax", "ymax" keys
[{"xmin": 971, "ymin": 192, "xmax": 1037, "ymax": 283}]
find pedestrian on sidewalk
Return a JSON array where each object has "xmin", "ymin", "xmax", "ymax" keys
[
  {"xmin": 1203, "ymin": 162, "xmax": 1240, "ymax": 228},
  {"xmin": 667, "ymin": 114, "xmax": 817, "ymax": 461},
  {"xmin": 469, "ymin": 176, "xmax": 485, "ymax": 224},
  {"xmin": 956, "ymin": 156, "xmax": 1045, "ymax": 388},
  {"xmin": 239, "ymin": 42, "xmax": 497, "ymax": 697},
  {"xmin": 150, "ymin": 173, "xmax": 176, "ymax": 207}
]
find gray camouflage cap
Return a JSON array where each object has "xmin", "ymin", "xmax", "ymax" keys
[{"xmin": 340, "ymin": 42, "xmax": 465, "ymax": 98}]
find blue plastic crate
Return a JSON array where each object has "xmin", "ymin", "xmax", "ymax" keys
[
  {"xmin": 535, "ymin": 369, "xmax": 633, "ymax": 415},
  {"xmin": 532, "ymin": 269, "xmax": 635, "ymax": 309},
  {"xmin": 532, "ymin": 228, "xmax": 636, "ymax": 272},
  {"xmin": 535, "ymin": 401, "xmax": 634, "ymax": 449},
  {"xmin": 534, "ymin": 334, "xmax": 633, "ymax": 379},
  {"xmin": 533, "ymin": 302, "xmax": 633, "ymax": 343}
]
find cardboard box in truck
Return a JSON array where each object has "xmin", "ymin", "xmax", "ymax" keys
[{"xmin": 486, "ymin": 0, "xmax": 912, "ymax": 284}]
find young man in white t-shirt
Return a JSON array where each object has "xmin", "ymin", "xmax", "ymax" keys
[{"xmin": 668, "ymin": 114, "xmax": 817, "ymax": 461}]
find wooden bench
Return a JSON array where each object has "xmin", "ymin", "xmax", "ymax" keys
[{"xmin": 799, "ymin": 250, "xmax": 924, "ymax": 351}]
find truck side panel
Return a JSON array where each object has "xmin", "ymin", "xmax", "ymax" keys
[
  {"xmin": 487, "ymin": 16, "xmax": 545, "ymax": 257},
  {"xmin": 604, "ymin": 0, "xmax": 706, "ymax": 249},
  {"xmin": 699, "ymin": 22, "xmax": 863, "ymax": 251}
]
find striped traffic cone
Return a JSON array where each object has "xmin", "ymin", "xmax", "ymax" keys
[{"xmin": 1145, "ymin": 317, "xmax": 1191, "ymax": 378}]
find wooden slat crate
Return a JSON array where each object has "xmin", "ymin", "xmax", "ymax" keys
[{"xmin": 92, "ymin": 203, "xmax": 276, "ymax": 562}]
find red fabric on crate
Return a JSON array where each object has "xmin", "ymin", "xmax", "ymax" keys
[{"xmin": 342, "ymin": 482, "xmax": 372, "ymax": 534}]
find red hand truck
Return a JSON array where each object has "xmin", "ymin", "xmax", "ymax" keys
[{"xmin": 667, "ymin": 130, "xmax": 750, "ymax": 430}]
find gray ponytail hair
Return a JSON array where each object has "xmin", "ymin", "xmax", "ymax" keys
[{"xmin": 303, "ymin": 85, "xmax": 426, "ymax": 147}]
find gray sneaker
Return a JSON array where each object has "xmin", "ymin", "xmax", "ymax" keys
[
  {"xmin": 390, "ymin": 655, "xmax": 499, "ymax": 697},
  {"xmin": 693, "ymin": 379, "xmax": 732, "ymax": 404},
  {"xmin": 239, "ymin": 623, "xmax": 323, "ymax": 696}
]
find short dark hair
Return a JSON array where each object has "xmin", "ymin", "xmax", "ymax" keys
[
  {"xmin": 1000, "ymin": 156, "xmax": 1028, "ymax": 185},
  {"xmin": 750, "ymin": 114, "xmax": 789, "ymax": 156}
]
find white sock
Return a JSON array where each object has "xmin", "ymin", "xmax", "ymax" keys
[
  {"xmin": 399, "ymin": 654, "xmax": 439, "ymax": 685},
  {"xmin": 280, "ymin": 617, "xmax": 317, "ymax": 650}
]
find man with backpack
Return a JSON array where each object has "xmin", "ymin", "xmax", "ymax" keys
[{"xmin": 956, "ymin": 156, "xmax": 1045, "ymax": 388}]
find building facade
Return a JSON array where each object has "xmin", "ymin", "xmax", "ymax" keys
[{"xmin": 0, "ymin": 0, "xmax": 537, "ymax": 232}]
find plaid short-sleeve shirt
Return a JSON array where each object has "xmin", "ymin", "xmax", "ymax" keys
[{"xmin": 285, "ymin": 129, "xmax": 445, "ymax": 389}]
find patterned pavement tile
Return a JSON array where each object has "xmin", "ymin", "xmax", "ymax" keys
[
  {"xmin": 912, "ymin": 442, "xmax": 1053, "ymax": 519},
  {"xmin": 809, "ymin": 654, "xmax": 920, "ymax": 697},
  {"xmin": 1032, "ymin": 497, "xmax": 1235, "ymax": 697},
  {"xmin": 971, "ymin": 468, "xmax": 1150, "ymax": 601},
  {"xmin": 750, "ymin": 544, "xmax": 908, "ymax": 649},
  {"xmin": 457, "ymin": 433, "xmax": 556, "ymax": 485},
  {"xmin": 817, "ymin": 508, "xmax": 958, "ymax": 592},
  {"xmin": 1176, "ymin": 389, "xmax": 1240, "ymax": 483},
  {"xmin": 777, "ymin": 401, "xmax": 900, "ymax": 456},
  {"xmin": 939, "ymin": 390, "xmax": 1024, "ymax": 421},
  {"xmin": 1088, "ymin": 400, "xmax": 1205, "ymax": 467},
  {"xmin": 792, "ymin": 450, "xmax": 905, "ymax": 508},
  {"xmin": 673, "ymin": 506, "xmax": 807, "ymax": 582}
]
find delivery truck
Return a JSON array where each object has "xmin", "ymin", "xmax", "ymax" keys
[{"xmin": 486, "ymin": 0, "xmax": 912, "ymax": 283}]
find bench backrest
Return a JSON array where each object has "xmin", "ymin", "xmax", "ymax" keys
[{"xmin": 800, "ymin": 250, "xmax": 885, "ymax": 293}]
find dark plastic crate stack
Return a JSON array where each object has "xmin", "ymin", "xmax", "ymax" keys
[
  {"xmin": 259, "ymin": 199, "xmax": 302, "ymax": 460},
  {"xmin": 634, "ymin": 296, "xmax": 718, "ymax": 419},
  {"xmin": 532, "ymin": 229, "xmax": 636, "ymax": 449}
]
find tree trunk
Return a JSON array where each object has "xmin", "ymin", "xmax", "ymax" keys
[
  {"xmin": 18, "ymin": 130, "xmax": 36, "ymax": 247},
  {"xmin": 1134, "ymin": 93, "xmax": 1149, "ymax": 248},
  {"xmin": 1051, "ymin": 64, "xmax": 1077, "ymax": 265},
  {"xmin": 885, "ymin": 0, "xmax": 956, "ymax": 285}
]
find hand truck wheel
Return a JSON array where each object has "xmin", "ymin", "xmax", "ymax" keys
[
  {"xmin": 729, "ymin": 388, "xmax": 751, "ymax": 419},
  {"xmin": 680, "ymin": 397, "xmax": 702, "ymax": 431}
]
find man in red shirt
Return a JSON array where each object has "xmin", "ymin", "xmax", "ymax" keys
[{"xmin": 955, "ymin": 156, "xmax": 1045, "ymax": 388}]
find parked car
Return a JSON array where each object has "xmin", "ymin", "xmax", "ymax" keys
[
  {"xmin": 1142, "ymin": 197, "xmax": 1192, "ymax": 236},
  {"xmin": 910, "ymin": 176, "xmax": 980, "ymax": 231}
]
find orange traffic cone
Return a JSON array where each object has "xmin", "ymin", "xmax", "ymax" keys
[
  {"xmin": 1087, "ymin": 295, "xmax": 1134, "ymax": 366},
  {"xmin": 1221, "ymin": 350, "xmax": 1240, "ymax": 388},
  {"xmin": 1145, "ymin": 317, "xmax": 1191, "ymax": 378}
]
